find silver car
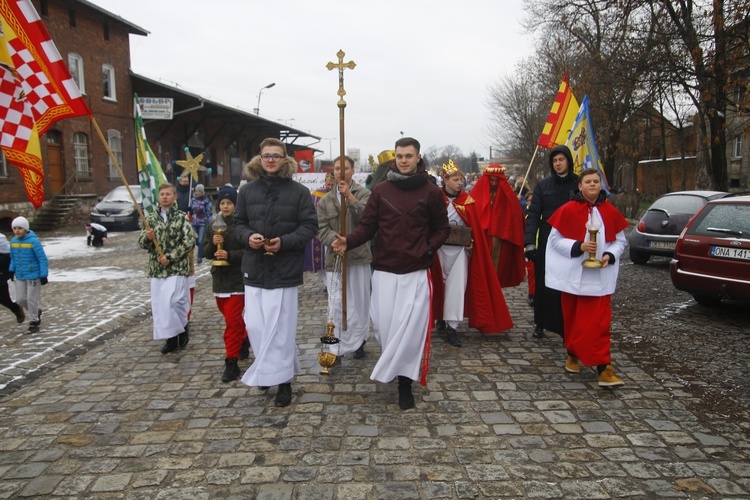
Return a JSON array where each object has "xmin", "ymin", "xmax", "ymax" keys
[{"xmin": 628, "ymin": 191, "xmax": 727, "ymax": 265}]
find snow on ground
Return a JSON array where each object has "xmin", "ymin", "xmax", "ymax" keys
[
  {"xmin": 42, "ymin": 233, "xmax": 125, "ymax": 260},
  {"xmin": 49, "ymin": 266, "xmax": 143, "ymax": 283}
]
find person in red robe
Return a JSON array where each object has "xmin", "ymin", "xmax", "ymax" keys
[
  {"xmin": 470, "ymin": 165, "xmax": 526, "ymax": 288},
  {"xmin": 431, "ymin": 161, "xmax": 514, "ymax": 344}
]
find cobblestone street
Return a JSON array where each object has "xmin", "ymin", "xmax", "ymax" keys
[{"xmin": 0, "ymin": 228, "xmax": 748, "ymax": 498}]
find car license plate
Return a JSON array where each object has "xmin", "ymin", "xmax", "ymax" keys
[
  {"xmin": 648, "ymin": 240, "xmax": 675, "ymax": 250},
  {"xmin": 710, "ymin": 246, "xmax": 750, "ymax": 261},
  {"xmin": 99, "ymin": 217, "xmax": 115, "ymax": 222}
]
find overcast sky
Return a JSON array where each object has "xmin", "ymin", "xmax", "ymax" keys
[{"xmin": 89, "ymin": 0, "xmax": 534, "ymax": 163}]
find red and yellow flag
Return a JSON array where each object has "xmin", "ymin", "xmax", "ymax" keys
[
  {"xmin": 1, "ymin": 0, "xmax": 91, "ymax": 208},
  {"xmin": 537, "ymin": 72, "xmax": 579, "ymax": 150}
]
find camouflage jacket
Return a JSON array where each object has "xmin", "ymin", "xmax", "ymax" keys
[{"xmin": 138, "ymin": 205, "xmax": 194, "ymax": 278}]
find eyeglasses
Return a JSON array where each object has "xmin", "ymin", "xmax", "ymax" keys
[{"xmin": 260, "ymin": 154, "xmax": 285, "ymax": 161}]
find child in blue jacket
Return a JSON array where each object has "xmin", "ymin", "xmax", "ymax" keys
[{"xmin": 9, "ymin": 217, "xmax": 49, "ymax": 333}]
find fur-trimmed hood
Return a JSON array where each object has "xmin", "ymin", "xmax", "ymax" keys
[{"xmin": 244, "ymin": 155, "xmax": 298, "ymax": 181}]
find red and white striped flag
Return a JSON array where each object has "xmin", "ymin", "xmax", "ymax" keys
[{"xmin": 1, "ymin": 0, "xmax": 90, "ymax": 208}]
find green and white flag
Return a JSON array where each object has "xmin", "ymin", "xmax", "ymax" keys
[{"xmin": 134, "ymin": 94, "xmax": 167, "ymax": 214}]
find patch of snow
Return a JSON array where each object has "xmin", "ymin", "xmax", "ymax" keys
[{"xmin": 49, "ymin": 266, "xmax": 143, "ymax": 283}]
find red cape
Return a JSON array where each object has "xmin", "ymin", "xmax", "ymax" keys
[
  {"xmin": 471, "ymin": 171, "xmax": 526, "ymax": 287},
  {"xmin": 431, "ymin": 190, "xmax": 514, "ymax": 334},
  {"xmin": 548, "ymin": 198, "xmax": 629, "ymax": 243}
]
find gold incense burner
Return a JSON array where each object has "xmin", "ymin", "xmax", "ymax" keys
[{"xmin": 318, "ymin": 322, "xmax": 340, "ymax": 376}]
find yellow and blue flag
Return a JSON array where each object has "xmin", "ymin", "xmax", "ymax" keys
[{"xmin": 565, "ymin": 95, "xmax": 609, "ymax": 191}]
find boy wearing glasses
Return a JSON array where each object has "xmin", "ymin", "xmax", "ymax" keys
[{"xmin": 235, "ymin": 138, "xmax": 318, "ymax": 407}]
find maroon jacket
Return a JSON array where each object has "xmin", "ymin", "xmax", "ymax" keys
[{"xmin": 345, "ymin": 166, "xmax": 450, "ymax": 275}]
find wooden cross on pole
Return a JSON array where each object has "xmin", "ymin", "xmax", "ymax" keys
[{"xmin": 326, "ymin": 49, "xmax": 355, "ymax": 330}]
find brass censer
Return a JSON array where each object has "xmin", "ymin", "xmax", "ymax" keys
[
  {"xmin": 318, "ymin": 322, "xmax": 340, "ymax": 376},
  {"xmin": 211, "ymin": 213, "xmax": 230, "ymax": 267}
]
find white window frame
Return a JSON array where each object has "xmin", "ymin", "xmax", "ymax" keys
[
  {"xmin": 68, "ymin": 52, "xmax": 85, "ymax": 95},
  {"xmin": 733, "ymin": 135, "xmax": 743, "ymax": 158},
  {"xmin": 107, "ymin": 129, "xmax": 122, "ymax": 178},
  {"xmin": 73, "ymin": 132, "xmax": 91, "ymax": 178},
  {"xmin": 102, "ymin": 63, "xmax": 116, "ymax": 101}
]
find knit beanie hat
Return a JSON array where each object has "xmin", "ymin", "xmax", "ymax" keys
[
  {"xmin": 195, "ymin": 183, "xmax": 205, "ymax": 193},
  {"xmin": 12, "ymin": 216, "xmax": 30, "ymax": 232},
  {"xmin": 216, "ymin": 186, "xmax": 238, "ymax": 208}
]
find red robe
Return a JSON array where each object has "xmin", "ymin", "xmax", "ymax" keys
[
  {"xmin": 431, "ymin": 189, "xmax": 513, "ymax": 334},
  {"xmin": 471, "ymin": 172, "xmax": 526, "ymax": 287}
]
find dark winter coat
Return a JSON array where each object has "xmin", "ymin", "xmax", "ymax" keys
[
  {"xmin": 524, "ymin": 145, "xmax": 579, "ymax": 248},
  {"xmin": 204, "ymin": 214, "xmax": 245, "ymax": 294},
  {"xmin": 345, "ymin": 160, "xmax": 450, "ymax": 275},
  {"xmin": 234, "ymin": 156, "xmax": 318, "ymax": 289}
]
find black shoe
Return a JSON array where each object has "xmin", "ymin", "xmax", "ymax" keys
[
  {"xmin": 353, "ymin": 340, "xmax": 366, "ymax": 359},
  {"xmin": 274, "ymin": 383, "xmax": 292, "ymax": 407},
  {"xmin": 397, "ymin": 376, "xmax": 415, "ymax": 410},
  {"xmin": 259, "ymin": 386, "xmax": 269, "ymax": 391},
  {"xmin": 527, "ymin": 295, "xmax": 535, "ymax": 308},
  {"xmin": 161, "ymin": 336, "xmax": 178, "ymax": 354},
  {"xmin": 177, "ymin": 325, "xmax": 190, "ymax": 348},
  {"xmin": 434, "ymin": 320, "xmax": 446, "ymax": 332},
  {"xmin": 221, "ymin": 358, "xmax": 241, "ymax": 383},
  {"xmin": 14, "ymin": 307, "xmax": 25, "ymax": 324},
  {"xmin": 27, "ymin": 322, "xmax": 39, "ymax": 334},
  {"xmin": 239, "ymin": 338, "xmax": 250, "ymax": 360},
  {"xmin": 532, "ymin": 326, "xmax": 545, "ymax": 339},
  {"xmin": 446, "ymin": 326, "xmax": 462, "ymax": 347}
]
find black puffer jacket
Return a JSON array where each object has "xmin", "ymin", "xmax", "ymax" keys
[
  {"xmin": 524, "ymin": 145, "xmax": 579, "ymax": 248},
  {"xmin": 235, "ymin": 156, "xmax": 318, "ymax": 289}
]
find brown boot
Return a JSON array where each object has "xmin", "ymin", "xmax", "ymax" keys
[{"xmin": 598, "ymin": 365, "xmax": 624, "ymax": 387}]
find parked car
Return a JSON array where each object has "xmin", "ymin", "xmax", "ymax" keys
[
  {"xmin": 627, "ymin": 191, "xmax": 728, "ymax": 264},
  {"xmin": 90, "ymin": 185, "xmax": 143, "ymax": 230},
  {"xmin": 670, "ymin": 195, "xmax": 750, "ymax": 305}
]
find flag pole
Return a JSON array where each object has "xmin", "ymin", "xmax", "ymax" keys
[
  {"xmin": 327, "ymin": 50, "xmax": 356, "ymax": 331},
  {"xmin": 518, "ymin": 145, "xmax": 539, "ymax": 196},
  {"xmin": 89, "ymin": 116, "xmax": 165, "ymax": 258}
]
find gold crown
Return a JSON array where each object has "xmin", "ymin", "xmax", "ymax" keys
[
  {"xmin": 377, "ymin": 150, "xmax": 395, "ymax": 164},
  {"xmin": 441, "ymin": 159, "xmax": 462, "ymax": 178},
  {"xmin": 484, "ymin": 164, "xmax": 506, "ymax": 175}
]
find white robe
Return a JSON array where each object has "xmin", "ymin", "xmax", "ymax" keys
[
  {"xmin": 241, "ymin": 286, "xmax": 301, "ymax": 387},
  {"xmin": 370, "ymin": 270, "xmax": 431, "ymax": 383},
  {"xmin": 326, "ymin": 264, "xmax": 371, "ymax": 356},
  {"xmin": 438, "ymin": 200, "xmax": 469, "ymax": 329},
  {"xmin": 150, "ymin": 276, "xmax": 189, "ymax": 340},
  {"xmin": 545, "ymin": 207, "xmax": 627, "ymax": 297}
]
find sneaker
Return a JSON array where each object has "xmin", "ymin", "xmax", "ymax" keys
[
  {"xmin": 274, "ymin": 383, "xmax": 292, "ymax": 407},
  {"xmin": 446, "ymin": 326, "xmax": 462, "ymax": 347},
  {"xmin": 565, "ymin": 355, "xmax": 580, "ymax": 373},
  {"xmin": 160, "ymin": 336, "xmax": 178, "ymax": 354},
  {"xmin": 598, "ymin": 365, "xmax": 624, "ymax": 387},
  {"xmin": 532, "ymin": 326, "xmax": 545, "ymax": 339},
  {"xmin": 27, "ymin": 322, "xmax": 39, "ymax": 334},
  {"xmin": 14, "ymin": 308, "xmax": 25, "ymax": 324},
  {"xmin": 353, "ymin": 340, "xmax": 366, "ymax": 359},
  {"xmin": 221, "ymin": 358, "xmax": 241, "ymax": 383},
  {"xmin": 434, "ymin": 320, "xmax": 446, "ymax": 332}
]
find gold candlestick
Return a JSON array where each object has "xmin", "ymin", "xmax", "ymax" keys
[{"xmin": 582, "ymin": 227, "xmax": 603, "ymax": 268}]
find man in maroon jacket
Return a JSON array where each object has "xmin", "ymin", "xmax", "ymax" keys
[{"xmin": 332, "ymin": 137, "xmax": 450, "ymax": 410}]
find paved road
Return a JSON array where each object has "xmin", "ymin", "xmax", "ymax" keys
[{"xmin": 0, "ymin": 229, "xmax": 748, "ymax": 498}]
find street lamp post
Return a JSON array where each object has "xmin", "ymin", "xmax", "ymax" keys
[{"xmin": 254, "ymin": 82, "xmax": 276, "ymax": 115}]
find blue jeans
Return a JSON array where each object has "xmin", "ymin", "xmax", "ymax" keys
[{"xmin": 193, "ymin": 224, "xmax": 207, "ymax": 261}]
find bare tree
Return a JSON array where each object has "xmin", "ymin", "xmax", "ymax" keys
[{"xmin": 651, "ymin": 0, "xmax": 750, "ymax": 190}]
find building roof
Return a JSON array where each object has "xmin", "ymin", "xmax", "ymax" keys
[{"xmin": 74, "ymin": 0, "xmax": 149, "ymax": 36}]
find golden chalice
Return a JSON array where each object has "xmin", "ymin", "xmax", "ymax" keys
[
  {"xmin": 582, "ymin": 227, "xmax": 603, "ymax": 268},
  {"xmin": 262, "ymin": 238, "xmax": 276, "ymax": 257},
  {"xmin": 211, "ymin": 213, "xmax": 230, "ymax": 267},
  {"xmin": 318, "ymin": 322, "xmax": 340, "ymax": 376}
]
